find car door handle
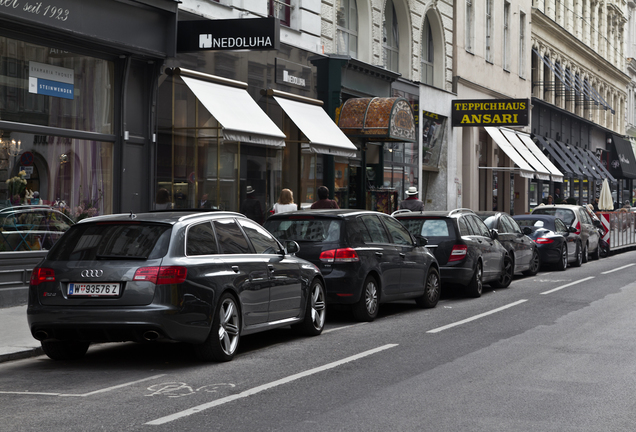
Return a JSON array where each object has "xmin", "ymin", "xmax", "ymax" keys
[
  {"xmin": 375, "ymin": 252, "xmax": 383, "ymax": 258},
  {"xmin": 231, "ymin": 266, "xmax": 239, "ymax": 273},
  {"xmin": 268, "ymin": 265, "xmax": 275, "ymax": 273}
]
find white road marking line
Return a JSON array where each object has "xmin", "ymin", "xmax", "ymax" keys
[
  {"xmin": 540, "ymin": 276, "xmax": 595, "ymax": 295},
  {"xmin": 601, "ymin": 264, "xmax": 635, "ymax": 274},
  {"xmin": 322, "ymin": 323, "xmax": 366, "ymax": 334},
  {"xmin": 0, "ymin": 374, "xmax": 167, "ymax": 397},
  {"xmin": 146, "ymin": 344, "xmax": 399, "ymax": 426},
  {"xmin": 426, "ymin": 300, "xmax": 528, "ymax": 334}
]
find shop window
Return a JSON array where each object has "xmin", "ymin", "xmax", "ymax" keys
[
  {"xmin": 0, "ymin": 37, "xmax": 114, "ymax": 134},
  {"xmin": 383, "ymin": 0, "xmax": 399, "ymax": 72},
  {"xmin": 270, "ymin": 0, "xmax": 291, "ymax": 27},
  {"xmin": 421, "ymin": 17, "xmax": 434, "ymax": 86},
  {"xmin": 336, "ymin": 0, "xmax": 358, "ymax": 58}
]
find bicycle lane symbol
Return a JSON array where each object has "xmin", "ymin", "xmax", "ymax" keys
[{"xmin": 145, "ymin": 382, "xmax": 236, "ymax": 398}]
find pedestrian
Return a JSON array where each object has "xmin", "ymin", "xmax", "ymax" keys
[
  {"xmin": 200, "ymin": 193, "xmax": 211, "ymax": 209},
  {"xmin": 546, "ymin": 195, "xmax": 554, "ymax": 205},
  {"xmin": 240, "ymin": 186, "xmax": 264, "ymax": 223},
  {"xmin": 155, "ymin": 188, "xmax": 172, "ymax": 210},
  {"xmin": 623, "ymin": 199, "xmax": 631, "ymax": 209},
  {"xmin": 399, "ymin": 186, "xmax": 425, "ymax": 212},
  {"xmin": 273, "ymin": 188, "xmax": 298, "ymax": 214},
  {"xmin": 310, "ymin": 186, "xmax": 339, "ymax": 209},
  {"xmin": 592, "ymin": 197, "xmax": 600, "ymax": 212}
]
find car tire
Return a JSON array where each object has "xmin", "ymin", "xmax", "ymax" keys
[
  {"xmin": 491, "ymin": 255, "xmax": 513, "ymax": 288},
  {"xmin": 352, "ymin": 276, "xmax": 379, "ymax": 322},
  {"xmin": 415, "ymin": 267, "xmax": 440, "ymax": 308},
  {"xmin": 572, "ymin": 242, "xmax": 583, "ymax": 267},
  {"xmin": 466, "ymin": 261, "xmax": 483, "ymax": 298},
  {"xmin": 195, "ymin": 292, "xmax": 241, "ymax": 362},
  {"xmin": 41, "ymin": 340, "xmax": 89, "ymax": 361},
  {"xmin": 555, "ymin": 245, "xmax": 568, "ymax": 271},
  {"xmin": 582, "ymin": 242, "xmax": 589, "ymax": 263},
  {"xmin": 523, "ymin": 248, "xmax": 540, "ymax": 276},
  {"xmin": 590, "ymin": 241, "xmax": 600, "ymax": 260},
  {"xmin": 291, "ymin": 279, "xmax": 326, "ymax": 336}
]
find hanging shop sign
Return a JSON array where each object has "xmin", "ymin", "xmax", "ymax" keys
[
  {"xmin": 28, "ymin": 61, "xmax": 74, "ymax": 100},
  {"xmin": 177, "ymin": 18, "xmax": 280, "ymax": 52},
  {"xmin": 451, "ymin": 99, "xmax": 529, "ymax": 127}
]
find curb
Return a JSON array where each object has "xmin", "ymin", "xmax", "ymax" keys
[{"xmin": 0, "ymin": 347, "xmax": 43, "ymax": 364}]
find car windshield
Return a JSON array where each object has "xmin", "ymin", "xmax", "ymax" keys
[
  {"xmin": 47, "ymin": 222, "xmax": 172, "ymax": 261},
  {"xmin": 264, "ymin": 218, "xmax": 342, "ymax": 242},
  {"xmin": 399, "ymin": 218, "xmax": 452, "ymax": 238},
  {"xmin": 532, "ymin": 208, "xmax": 575, "ymax": 225}
]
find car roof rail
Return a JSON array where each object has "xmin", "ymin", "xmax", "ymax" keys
[
  {"xmin": 391, "ymin": 209, "xmax": 412, "ymax": 216},
  {"xmin": 448, "ymin": 208, "xmax": 475, "ymax": 216}
]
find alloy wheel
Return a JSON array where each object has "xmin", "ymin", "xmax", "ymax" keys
[
  {"xmin": 218, "ymin": 298, "xmax": 240, "ymax": 356},
  {"xmin": 310, "ymin": 283, "xmax": 326, "ymax": 330}
]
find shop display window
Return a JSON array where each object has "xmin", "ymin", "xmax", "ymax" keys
[{"xmin": 0, "ymin": 37, "xmax": 114, "ymax": 134}]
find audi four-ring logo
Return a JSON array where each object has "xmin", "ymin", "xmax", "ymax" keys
[{"xmin": 81, "ymin": 270, "xmax": 104, "ymax": 278}]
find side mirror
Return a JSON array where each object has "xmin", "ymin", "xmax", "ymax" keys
[
  {"xmin": 285, "ymin": 240, "xmax": 300, "ymax": 255},
  {"xmin": 490, "ymin": 229, "xmax": 499, "ymax": 240},
  {"xmin": 592, "ymin": 219, "xmax": 602, "ymax": 228},
  {"xmin": 568, "ymin": 226, "xmax": 577, "ymax": 233},
  {"xmin": 522, "ymin": 226, "xmax": 532, "ymax": 236},
  {"xmin": 415, "ymin": 235, "xmax": 428, "ymax": 247}
]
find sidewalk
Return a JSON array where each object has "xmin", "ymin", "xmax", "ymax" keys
[{"xmin": 0, "ymin": 305, "xmax": 43, "ymax": 363}]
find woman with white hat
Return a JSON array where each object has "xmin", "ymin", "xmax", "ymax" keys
[{"xmin": 398, "ymin": 186, "xmax": 425, "ymax": 212}]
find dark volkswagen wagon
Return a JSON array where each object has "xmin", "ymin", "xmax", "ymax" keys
[
  {"xmin": 27, "ymin": 211, "xmax": 325, "ymax": 362},
  {"xmin": 264, "ymin": 209, "xmax": 440, "ymax": 322}
]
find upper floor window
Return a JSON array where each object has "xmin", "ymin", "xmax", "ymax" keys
[
  {"xmin": 503, "ymin": 1, "xmax": 510, "ymax": 70},
  {"xmin": 336, "ymin": 0, "xmax": 358, "ymax": 58},
  {"xmin": 486, "ymin": 0, "xmax": 493, "ymax": 62},
  {"xmin": 270, "ymin": 0, "xmax": 291, "ymax": 27},
  {"xmin": 421, "ymin": 16, "xmax": 433, "ymax": 85},
  {"xmin": 383, "ymin": 0, "xmax": 399, "ymax": 72},
  {"xmin": 466, "ymin": 0, "xmax": 474, "ymax": 52},
  {"xmin": 519, "ymin": 11, "xmax": 526, "ymax": 77}
]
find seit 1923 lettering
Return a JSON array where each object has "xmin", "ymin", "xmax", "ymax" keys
[{"xmin": 18, "ymin": 1, "xmax": 70, "ymax": 21}]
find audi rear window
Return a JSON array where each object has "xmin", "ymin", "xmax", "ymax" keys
[{"xmin": 47, "ymin": 222, "xmax": 172, "ymax": 261}]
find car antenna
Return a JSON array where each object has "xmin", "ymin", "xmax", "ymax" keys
[{"xmin": 129, "ymin": 211, "xmax": 137, "ymax": 220}]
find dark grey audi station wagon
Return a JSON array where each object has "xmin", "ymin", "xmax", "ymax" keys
[{"xmin": 27, "ymin": 211, "xmax": 325, "ymax": 362}]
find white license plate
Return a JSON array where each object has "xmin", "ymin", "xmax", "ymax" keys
[{"xmin": 68, "ymin": 283, "xmax": 121, "ymax": 297}]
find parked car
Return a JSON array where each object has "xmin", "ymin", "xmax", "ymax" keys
[
  {"xmin": 394, "ymin": 208, "xmax": 512, "ymax": 298},
  {"xmin": 264, "ymin": 209, "xmax": 440, "ymax": 322},
  {"xmin": 531, "ymin": 204, "xmax": 600, "ymax": 261},
  {"xmin": 475, "ymin": 211, "xmax": 540, "ymax": 277},
  {"xmin": 27, "ymin": 211, "xmax": 325, "ymax": 362},
  {"xmin": 0, "ymin": 205, "xmax": 74, "ymax": 252},
  {"xmin": 512, "ymin": 214, "xmax": 582, "ymax": 270}
]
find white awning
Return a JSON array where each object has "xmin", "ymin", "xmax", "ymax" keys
[
  {"xmin": 181, "ymin": 75, "xmax": 286, "ymax": 147},
  {"xmin": 484, "ymin": 126, "xmax": 535, "ymax": 178},
  {"xmin": 499, "ymin": 128, "xmax": 552, "ymax": 181},
  {"xmin": 516, "ymin": 133, "xmax": 564, "ymax": 182},
  {"xmin": 273, "ymin": 95, "xmax": 358, "ymax": 158}
]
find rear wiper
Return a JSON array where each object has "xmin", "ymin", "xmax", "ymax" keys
[{"xmin": 95, "ymin": 254, "xmax": 149, "ymax": 260}]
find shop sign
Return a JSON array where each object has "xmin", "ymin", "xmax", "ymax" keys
[
  {"xmin": 451, "ymin": 98, "xmax": 529, "ymax": 127},
  {"xmin": 275, "ymin": 58, "xmax": 311, "ymax": 89},
  {"xmin": 28, "ymin": 61, "xmax": 74, "ymax": 100},
  {"xmin": 177, "ymin": 18, "xmax": 280, "ymax": 52}
]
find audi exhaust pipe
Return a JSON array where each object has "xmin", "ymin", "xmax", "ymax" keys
[
  {"xmin": 143, "ymin": 331, "xmax": 160, "ymax": 341},
  {"xmin": 33, "ymin": 330, "xmax": 49, "ymax": 341}
]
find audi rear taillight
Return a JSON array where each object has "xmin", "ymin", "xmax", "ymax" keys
[
  {"xmin": 134, "ymin": 266, "xmax": 187, "ymax": 284},
  {"xmin": 534, "ymin": 237, "xmax": 554, "ymax": 244},
  {"xmin": 30, "ymin": 268, "xmax": 55, "ymax": 286},
  {"xmin": 448, "ymin": 244, "xmax": 468, "ymax": 262},
  {"xmin": 319, "ymin": 248, "xmax": 359, "ymax": 263}
]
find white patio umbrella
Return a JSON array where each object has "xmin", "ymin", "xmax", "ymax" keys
[{"xmin": 598, "ymin": 178, "xmax": 614, "ymax": 211}]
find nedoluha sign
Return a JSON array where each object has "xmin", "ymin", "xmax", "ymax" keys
[{"xmin": 452, "ymin": 99, "xmax": 529, "ymax": 127}]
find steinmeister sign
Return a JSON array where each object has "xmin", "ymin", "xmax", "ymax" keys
[
  {"xmin": 452, "ymin": 99, "xmax": 529, "ymax": 127},
  {"xmin": 177, "ymin": 18, "xmax": 280, "ymax": 52}
]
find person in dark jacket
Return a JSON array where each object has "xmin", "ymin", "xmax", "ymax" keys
[
  {"xmin": 311, "ymin": 186, "xmax": 339, "ymax": 209},
  {"xmin": 240, "ymin": 186, "xmax": 263, "ymax": 224},
  {"xmin": 399, "ymin": 186, "xmax": 425, "ymax": 212}
]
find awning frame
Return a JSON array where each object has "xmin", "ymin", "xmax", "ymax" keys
[
  {"xmin": 499, "ymin": 128, "xmax": 552, "ymax": 181},
  {"xmin": 516, "ymin": 133, "xmax": 564, "ymax": 182},
  {"xmin": 484, "ymin": 126, "xmax": 535, "ymax": 179}
]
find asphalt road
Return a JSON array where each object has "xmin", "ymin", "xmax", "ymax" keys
[{"xmin": 2, "ymin": 250, "xmax": 636, "ymax": 431}]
